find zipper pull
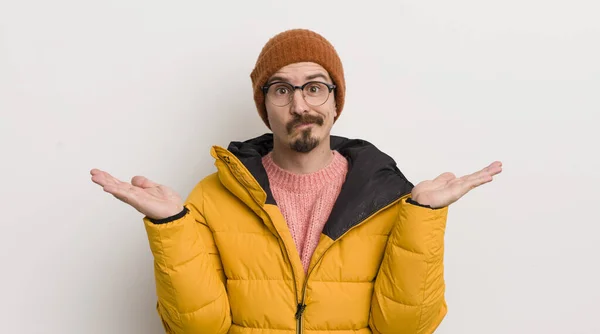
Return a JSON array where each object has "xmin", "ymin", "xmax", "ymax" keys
[{"xmin": 295, "ymin": 303, "xmax": 307, "ymax": 319}]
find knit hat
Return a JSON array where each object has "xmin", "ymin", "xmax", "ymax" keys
[{"xmin": 250, "ymin": 29, "xmax": 346, "ymax": 128}]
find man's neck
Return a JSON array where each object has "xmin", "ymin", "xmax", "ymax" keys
[{"xmin": 270, "ymin": 138, "xmax": 333, "ymax": 174}]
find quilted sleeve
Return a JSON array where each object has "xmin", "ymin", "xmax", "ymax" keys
[
  {"xmin": 143, "ymin": 182, "xmax": 231, "ymax": 334},
  {"xmin": 369, "ymin": 195, "xmax": 449, "ymax": 334}
]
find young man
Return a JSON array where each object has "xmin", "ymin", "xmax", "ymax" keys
[{"xmin": 91, "ymin": 29, "xmax": 502, "ymax": 333}]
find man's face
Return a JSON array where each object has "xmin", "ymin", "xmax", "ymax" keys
[{"xmin": 264, "ymin": 62, "xmax": 337, "ymax": 153}]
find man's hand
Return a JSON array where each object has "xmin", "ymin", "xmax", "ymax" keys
[
  {"xmin": 411, "ymin": 161, "xmax": 503, "ymax": 209},
  {"xmin": 90, "ymin": 169, "xmax": 184, "ymax": 220}
]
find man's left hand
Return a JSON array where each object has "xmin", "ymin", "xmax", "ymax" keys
[{"xmin": 411, "ymin": 161, "xmax": 503, "ymax": 209}]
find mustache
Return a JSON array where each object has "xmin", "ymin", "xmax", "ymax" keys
[{"xmin": 286, "ymin": 114, "xmax": 324, "ymax": 133}]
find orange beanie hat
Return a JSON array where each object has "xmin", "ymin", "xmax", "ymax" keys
[{"xmin": 250, "ymin": 29, "xmax": 346, "ymax": 128}]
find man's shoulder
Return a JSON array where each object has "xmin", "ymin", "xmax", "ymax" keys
[{"xmin": 189, "ymin": 172, "xmax": 222, "ymax": 194}]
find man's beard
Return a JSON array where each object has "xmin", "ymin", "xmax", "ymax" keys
[
  {"xmin": 290, "ymin": 129, "xmax": 319, "ymax": 153},
  {"xmin": 286, "ymin": 113, "xmax": 324, "ymax": 153}
]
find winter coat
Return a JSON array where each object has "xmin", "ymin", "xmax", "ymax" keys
[{"xmin": 143, "ymin": 134, "xmax": 449, "ymax": 333}]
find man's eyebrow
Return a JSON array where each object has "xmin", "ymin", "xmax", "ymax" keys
[
  {"xmin": 305, "ymin": 73, "xmax": 330, "ymax": 82},
  {"xmin": 266, "ymin": 76, "xmax": 287, "ymax": 84},
  {"xmin": 266, "ymin": 73, "xmax": 332, "ymax": 85}
]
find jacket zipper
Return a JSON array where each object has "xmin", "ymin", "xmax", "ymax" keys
[
  {"xmin": 295, "ymin": 303, "xmax": 306, "ymax": 333},
  {"xmin": 293, "ymin": 197, "xmax": 404, "ymax": 333},
  {"xmin": 228, "ymin": 161, "xmax": 302, "ymax": 329},
  {"xmin": 257, "ymin": 206, "xmax": 301, "ymax": 331}
]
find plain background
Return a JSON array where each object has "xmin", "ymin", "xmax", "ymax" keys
[{"xmin": 1, "ymin": 0, "xmax": 599, "ymax": 333}]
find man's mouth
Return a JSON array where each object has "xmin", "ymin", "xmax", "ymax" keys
[{"xmin": 286, "ymin": 115, "xmax": 324, "ymax": 133}]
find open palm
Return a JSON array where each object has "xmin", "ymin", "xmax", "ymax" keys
[
  {"xmin": 411, "ymin": 161, "xmax": 503, "ymax": 209},
  {"xmin": 90, "ymin": 169, "xmax": 184, "ymax": 220}
]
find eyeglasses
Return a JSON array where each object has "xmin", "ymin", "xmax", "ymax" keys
[{"xmin": 262, "ymin": 81, "xmax": 336, "ymax": 107}]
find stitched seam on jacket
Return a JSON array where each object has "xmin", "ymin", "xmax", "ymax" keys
[
  {"xmin": 416, "ymin": 223, "xmax": 437, "ymax": 332},
  {"xmin": 197, "ymin": 182, "xmax": 226, "ymax": 314},
  {"xmin": 213, "ymin": 231, "xmax": 272, "ymax": 235},
  {"xmin": 307, "ymin": 280, "xmax": 372, "ymax": 283},
  {"xmin": 161, "ymin": 250, "xmax": 202, "ymax": 272},
  {"xmin": 379, "ymin": 289, "xmax": 419, "ymax": 307},
  {"xmin": 227, "ymin": 278, "xmax": 293, "ymax": 281},
  {"xmin": 229, "ymin": 324, "xmax": 295, "ymax": 331},
  {"xmin": 230, "ymin": 324, "xmax": 367, "ymax": 331},
  {"xmin": 176, "ymin": 288, "xmax": 226, "ymax": 316},
  {"xmin": 155, "ymin": 217, "xmax": 183, "ymax": 325},
  {"xmin": 390, "ymin": 240, "xmax": 425, "ymax": 257}
]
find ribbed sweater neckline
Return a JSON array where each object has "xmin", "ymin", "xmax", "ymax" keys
[{"xmin": 261, "ymin": 151, "xmax": 347, "ymax": 192}]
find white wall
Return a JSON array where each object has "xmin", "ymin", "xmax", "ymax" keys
[{"xmin": 1, "ymin": 0, "xmax": 599, "ymax": 333}]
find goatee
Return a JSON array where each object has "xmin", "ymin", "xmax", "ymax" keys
[
  {"xmin": 290, "ymin": 129, "xmax": 319, "ymax": 153},
  {"xmin": 286, "ymin": 113, "xmax": 324, "ymax": 153}
]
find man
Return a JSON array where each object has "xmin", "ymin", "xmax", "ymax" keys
[{"xmin": 91, "ymin": 29, "xmax": 502, "ymax": 333}]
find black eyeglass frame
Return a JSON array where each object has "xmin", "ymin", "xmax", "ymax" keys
[{"xmin": 261, "ymin": 81, "xmax": 337, "ymax": 106}]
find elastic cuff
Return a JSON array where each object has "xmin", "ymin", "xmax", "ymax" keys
[
  {"xmin": 407, "ymin": 197, "xmax": 445, "ymax": 210},
  {"xmin": 406, "ymin": 197, "xmax": 430, "ymax": 208},
  {"xmin": 148, "ymin": 206, "xmax": 189, "ymax": 224}
]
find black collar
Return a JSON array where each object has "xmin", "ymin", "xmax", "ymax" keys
[{"xmin": 227, "ymin": 133, "xmax": 414, "ymax": 240}]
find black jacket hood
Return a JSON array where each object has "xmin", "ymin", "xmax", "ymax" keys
[{"xmin": 226, "ymin": 133, "xmax": 414, "ymax": 240}]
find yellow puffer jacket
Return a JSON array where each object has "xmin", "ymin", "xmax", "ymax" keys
[{"xmin": 143, "ymin": 134, "xmax": 449, "ymax": 334}]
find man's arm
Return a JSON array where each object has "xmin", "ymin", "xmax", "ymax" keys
[
  {"xmin": 143, "ymin": 182, "xmax": 231, "ymax": 334},
  {"xmin": 369, "ymin": 160, "xmax": 501, "ymax": 333},
  {"xmin": 369, "ymin": 195, "xmax": 448, "ymax": 334}
]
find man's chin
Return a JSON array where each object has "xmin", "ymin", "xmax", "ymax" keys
[
  {"xmin": 289, "ymin": 133, "xmax": 319, "ymax": 153},
  {"xmin": 291, "ymin": 143, "xmax": 317, "ymax": 153}
]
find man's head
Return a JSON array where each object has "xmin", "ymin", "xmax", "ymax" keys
[{"xmin": 250, "ymin": 29, "xmax": 345, "ymax": 153}]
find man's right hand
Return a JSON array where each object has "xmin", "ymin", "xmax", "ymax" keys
[{"xmin": 90, "ymin": 169, "xmax": 184, "ymax": 220}]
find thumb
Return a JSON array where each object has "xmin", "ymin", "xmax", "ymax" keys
[{"xmin": 131, "ymin": 175, "xmax": 159, "ymax": 189}]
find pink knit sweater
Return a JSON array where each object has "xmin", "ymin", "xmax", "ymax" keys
[{"xmin": 262, "ymin": 151, "xmax": 348, "ymax": 272}]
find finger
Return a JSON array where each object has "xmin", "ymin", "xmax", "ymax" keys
[
  {"xmin": 91, "ymin": 170, "xmax": 123, "ymax": 188},
  {"xmin": 460, "ymin": 161, "xmax": 502, "ymax": 183},
  {"xmin": 433, "ymin": 172, "xmax": 456, "ymax": 183},
  {"xmin": 464, "ymin": 173, "xmax": 494, "ymax": 190},
  {"xmin": 131, "ymin": 175, "xmax": 159, "ymax": 189},
  {"xmin": 487, "ymin": 161, "xmax": 503, "ymax": 176},
  {"xmin": 481, "ymin": 161, "xmax": 502, "ymax": 175}
]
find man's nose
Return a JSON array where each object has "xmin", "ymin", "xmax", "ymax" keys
[{"xmin": 290, "ymin": 89, "xmax": 309, "ymax": 114}]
